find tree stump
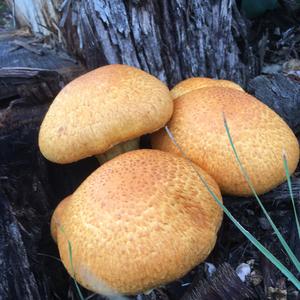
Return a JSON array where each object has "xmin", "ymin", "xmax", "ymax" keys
[{"xmin": 6, "ymin": 0, "xmax": 258, "ymax": 86}]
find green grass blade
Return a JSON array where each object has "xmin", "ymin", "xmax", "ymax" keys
[
  {"xmin": 85, "ymin": 293, "xmax": 97, "ymax": 300},
  {"xmin": 223, "ymin": 114, "xmax": 300, "ymax": 273},
  {"xmin": 58, "ymin": 225, "xmax": 85, "ymax": 300},
  {"xmin": 283, "ymin": 152, "xmax": 300, "ymax": 240},
  {"xmin": 164, "ymin": 126, "xmax": 300, "ymax": 290},
  {"xmin": 67, "ymin": 240, "xmax": 85, "ymax": 300}
]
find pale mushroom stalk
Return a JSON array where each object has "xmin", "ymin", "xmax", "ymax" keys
[{"xmin": 95, "ymin": 138, "xmax": 140, "ymax": 164}]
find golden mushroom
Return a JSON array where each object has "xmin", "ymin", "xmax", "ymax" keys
[
  {"xmin": 50, "ymin": 195, "xmax": 71, "ymax": 243},
  {"xmin": 55, "ymin": 149, "xmax": 223, "ymax": 295},
  {"xmin": 39, "ymin": 64, "xmax": 173, "ymax": 164},
  {"xmin": 171, "ymin": 77, "xmax": 244, "ymax": 99},
  {"xmin": 151, "ymin": 87, "xmax": 299, "ymax": 196}
]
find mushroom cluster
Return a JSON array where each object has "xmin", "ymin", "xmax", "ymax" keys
[
  {"xmin": 40, "ymin": 66, "xmax": 299, "ymax": 296},
  {"xmin": 41, "ymin": 65, "xmax": 224, "ymax": 296}
]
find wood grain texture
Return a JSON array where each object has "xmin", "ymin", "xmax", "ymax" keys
[
  {"xmin": 6, "ymin": 0, "xmax": 258, "ymax": 87},
  {"xmin": 248, "ymin": 74, "xmax": 300, "ymax": 134},
  {"xmin": 0, "ymin": 102, "xmax": 98, "ymax": 300},
  {"xmin": 0, "ymin": 32, "xmax": 84, "ymax": 105},
  {"xmin": 181, "ymin": 263, "xmax": 256, "ymax": 300}
]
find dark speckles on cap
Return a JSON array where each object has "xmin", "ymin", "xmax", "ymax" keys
[
  {"xmin": 56, "ymin": 149, "xmax": 223, "ymax": 295},
  {"xmin": 152, "ymin": 87, "xmax": 299, "ymax": 196}
]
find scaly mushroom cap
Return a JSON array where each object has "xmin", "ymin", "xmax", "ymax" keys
[
  {"xmin": 39, "ymin": 64, "xmax": 173, "ymax": 164},
  {"xmin": 50, "ymin": 195, "xmax": 71, "ymax": 243},
  {"xmin": 56, "ymin": 149, "xmax": 223, "ymax": 295},
  {"xmin": 171, "ymin": 77, "xmax": 244, "ymax": 99},
  {"xmin": 151, "ymin": 87, "xmax": 299, "ymax": 196}
]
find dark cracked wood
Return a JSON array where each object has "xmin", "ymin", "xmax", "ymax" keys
[
  {"xmin": 6, "ymin": 0, "xmax": 258, "ymax": 87},
  {"xmin": 0, "ymin": 102, "xmax": 98, "ymax": 299}
]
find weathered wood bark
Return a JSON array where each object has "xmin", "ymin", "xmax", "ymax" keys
[
  {"xmin": 6, "ymin": 0, "xmax": 258, "ymax": 87},
  {"xmin": 0, "ymin": 102, "xmax": 99, "ymax": 299},
  {"xmin": 181, "ymin": 263, "xmax": 256, "ymax": 300},
  {"xmin": 0, "ymin": 30, "xmax": 84, "ymax": 104},
  {"xmin": 248, "ymin": 74, "xmax": 300, "ymax": 134},
  {"xmin": 0, "ymin": 31, "xmax": 96, "ymax": 300}
]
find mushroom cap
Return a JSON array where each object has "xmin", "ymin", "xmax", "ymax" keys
[
  {"xmin": 50, "ymin": 195, "xmax": 71, "ymax": 243},
  {"xmin": 171, "ymin": 77, "xmax": 244, "ymax": 99},
  {"xmin": 39, "ymin": 64, "xmax": 173, "ymax": 164},
  {"xmin": 56, "ymin": 149, "xmax": 223, "ymax": 295},
  {"xmin": 151, "ymin": 87, "xmax": 299, "ymax": 196}
]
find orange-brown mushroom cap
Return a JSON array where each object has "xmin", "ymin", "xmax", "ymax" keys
[
  {"xmin": 50, "ymin": 195, "xmax": 71, "ymax": 243},
  {"xmin": 152, "ymin": 87, "xmax": 299, "ymax": 196},
  {"xmin": 171, "ymin": 77, "xmax": 244, "ymax": 99},
  {"xmin": 39, "ymin": 64, "xmax": 173, "ymax": 164},
  {"xmin": 56, "ymin": 149, "xmax": 223, "ymax": 295}
]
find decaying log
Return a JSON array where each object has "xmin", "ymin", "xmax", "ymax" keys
[
  {"xmin": 0, "ymin": 104, "xmax": 52, "ymax": 300},
  {"xmin": 6, "ymin": 0, "xmax": 258, "ymax": 87},
  {"xmin": 0, "ymin": 102, "xmax": 98, "ymax": 299},
  {"xmin": 248, "ymin": 74, "xmax": 300, "ymax": 134},
  {"xmin": 0, "ymin": 31, "xmax": 85, "ymax": 104},
  {"xmin": 4, "ymin": 0, "xmax": 59, "ymax": 36},
  {"xmin": 0, "ymin": 30, "xmax": 94, "ymax": 299},
  {"xmin": 0, "ymin": 68, "xmax": 62, "ymax": 105},
  {"xmin": 0, "ymin": 191, "xmax": 47, "ymax": 300},
  {"xmin": 181, "ymin": 263, "xmax": 256, "ymax": 300}
]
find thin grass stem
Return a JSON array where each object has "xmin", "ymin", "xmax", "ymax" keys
[
  {"xmin": 58, "ymin": 225, "xmax": 85, "ymax": 300},
  {"xmin": 283, "ymin": 153, "xmax": 300, "ymax": 240},
  {"xmin": 223, "ymin": 114, "xmax": 300, "ymax": 273}
]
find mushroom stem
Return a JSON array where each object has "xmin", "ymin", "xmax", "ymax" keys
[{"xmin": 96, "ymin": 138, "xmax": 140, "ymax": 164}]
